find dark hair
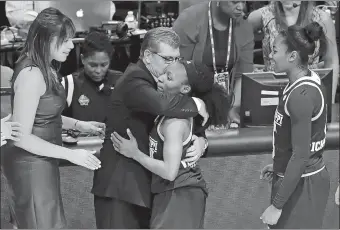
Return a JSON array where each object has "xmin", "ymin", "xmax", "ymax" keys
[
  {"xmin": 179, "ymin": 60, "xmax": 232, "ymax": 127},
  {"xmin": 14, "ymin": 7, "xmax": 75, "ymax": 93},
  {"xmin": 82, "ymin": 31, "xmax": 113, "ymax": 58},
  {"xmin": 196, "ymin": 84, "xmax": 233, "ymax": 127},
  {"xmin": 140, "ymin": 27, "xmax": 180, "ymax": 57},
  {"xmin": 274, "ymin": 1, "xmax": 315, "ymax": 29},
  {"xmin": 279, "ymin": 22, "xmax": 327, "ymax": 65}
]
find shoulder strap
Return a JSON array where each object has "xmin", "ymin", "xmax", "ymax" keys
[{"xmin": 61, "ymin": 74, "xmax": 74, "ymax": 107}]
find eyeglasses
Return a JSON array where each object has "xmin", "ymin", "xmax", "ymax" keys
[{"xmin": 150, "ymin": 51, "xmax": 183, "ymax": 64}]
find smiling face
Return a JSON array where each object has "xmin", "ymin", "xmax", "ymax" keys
[
  {"xmin": 50, "ymin": 36, "xmax": 74, "ymax": 62},
  {"xmin": 270, "ymin": 35, "xmax": 298, "ymax": 73},
  {"xmin": 157, "ymin": 62, "xmax": 191, "ymax": 95}
]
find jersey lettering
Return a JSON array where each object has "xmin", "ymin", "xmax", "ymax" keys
[
  {"xmin": 310, "ymin": 137, "xmax": 326, "ymax": 152},
  {"xmin": 272, "ymin": 109, "xmax": 283, "ymax": 158},
  {"xmin": 149, "ymin": 136, "xmax": 158, "ymax": 159},
  {"xmin": 274, "ymin": 109, "xmax": 283, "ymax": 127}
]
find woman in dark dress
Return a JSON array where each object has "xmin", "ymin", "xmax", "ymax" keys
[{"xmin": 1, "ymin": 8, "xmax": 102, "ymax": 229}]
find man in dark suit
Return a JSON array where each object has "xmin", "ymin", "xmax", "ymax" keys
[{"xmin": 91, "ymin": 27, "xmax": 209, "ymax": 229}]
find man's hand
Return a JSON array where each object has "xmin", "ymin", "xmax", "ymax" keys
[
  {"xmin": 182, "ymin": 135, "xmax": 206, "ymax": 165},
  {"xmin": 260, "ymin": 205, "xmax": 282, "ymax": 226},
  {"xmin": 196, "ymin": 98, "xmax": 209, "ymax": 126},
  {"xmin": 111, "ymin": 129, "xmax": 139, "ymax": 159}
]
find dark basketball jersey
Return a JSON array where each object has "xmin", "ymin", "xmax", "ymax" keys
[
  {"xmin": 272, "ymin": 70, "xmax": 327, "ymax": 174},
  {"xmin": 149, "ymin": 116, "xmax": 208, "ymax": 195}
]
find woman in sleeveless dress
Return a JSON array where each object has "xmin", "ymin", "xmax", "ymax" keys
[
  {"xmin": 111, "ymin": 60, "xmax": 232, "ymax": 228},
  {"xmin": 1, "ymin": 8, "xmax": 103, "ymax": 229},
  {"xmin": 260, "ymin": 22, "xmax": 330, "ymax": 229},
  {"xmin": 248, "ymin": 1, "xmax": 339, "ymax": 104}
]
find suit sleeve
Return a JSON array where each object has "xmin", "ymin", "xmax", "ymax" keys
[
  {"xmin": 109, "ymin": 70, "xmax": 123, "ymax": 85},
  {"xmin": 122, "ymin": 77, "xmax": 199, "ymax": 118},
  {"xmin": 272, "ymin": 88, "xmax": 314, "ymax": 209}
]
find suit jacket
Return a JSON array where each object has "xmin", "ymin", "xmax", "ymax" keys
[
  {"xmin": 173, "ymin": 2, "xmax": 254, "ymax": 80},
  {"xmin": 92, "ymin": 60, "xmax": 199, "ymax": 208}
]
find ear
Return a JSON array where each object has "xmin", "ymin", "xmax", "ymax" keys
[
  {"xmin": 144, "ymin": 50, "xmax": 152, "ymax": 63},
  {"xmin": 181, "ymin": 85, "xmax": 191, "ymax": 94},
  {"xmin": 288, "ymin": 51, "xmax": 298, "ymax": 63}
]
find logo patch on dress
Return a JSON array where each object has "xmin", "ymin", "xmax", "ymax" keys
[{"xmin": 78, "ymin": 94, "xmax": 90, "ymax": 106}]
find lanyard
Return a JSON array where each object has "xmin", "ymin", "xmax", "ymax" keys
[{"xmin": 208, "ymin": 1, "xmax": 233, "ymax": 74}]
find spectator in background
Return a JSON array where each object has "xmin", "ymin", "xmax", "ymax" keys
[
  {"xmin": 62, "ymin": 31, "xmax": 123, "ymax": 123},
  {"xmin": 248, "ymin": 1, "xmax": 339, "ymax": 104},
  {"xmin": 173, "ymin": 1, "xmax": 254, "ymax": 127}
]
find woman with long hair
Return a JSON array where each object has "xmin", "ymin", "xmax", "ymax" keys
[
  {"xmin": 1, "ymin": 8, "xmax": 102, "ymax": 228},
  {"xmin": 111, "ymin": 60, "xmax": 232, "ymax": 228},
  {"xmin": 248, "ymin": 1, "xmax": 339, "ymax": 104},
  {"xmin": 260, "ymin": 22, "xmax": 330, "ymax": 228}
]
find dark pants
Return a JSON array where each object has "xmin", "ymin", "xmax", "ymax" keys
[
  {"xmin": 269, "ymin": 167, "xmax": 330, "ymax": 229},
  {"xmin": 94, "ymin": 195, "xmax": 151, "ymax": 229},
  {"xmin": 150, "ymin": 187, "xmax": 207, "ymax": 229}
]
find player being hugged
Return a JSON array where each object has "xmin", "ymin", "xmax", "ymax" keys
[
  {"xmin": 260, "ymin": 22, "xmax": 330, "ymax": 229},
  {"xmin": 111, "ymin": 60, "xmax": 232, "ymax": 228}
]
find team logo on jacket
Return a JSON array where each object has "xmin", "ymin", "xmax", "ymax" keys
[
  {"xmin": 149, "ymin": 136, "xmax": 158, "ymax": 159},
  {"xmin": 78, "ymin": 94, "xmax": 90, "ymax": 106}
]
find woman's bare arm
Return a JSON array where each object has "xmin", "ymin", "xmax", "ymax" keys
[
  {"xmin": 133, "ymin": 118, "xmax": 190, "ymax": 181},
  {"xmin": 12, "ymin": 67, "xmax": 71, "ymax": 159}
]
